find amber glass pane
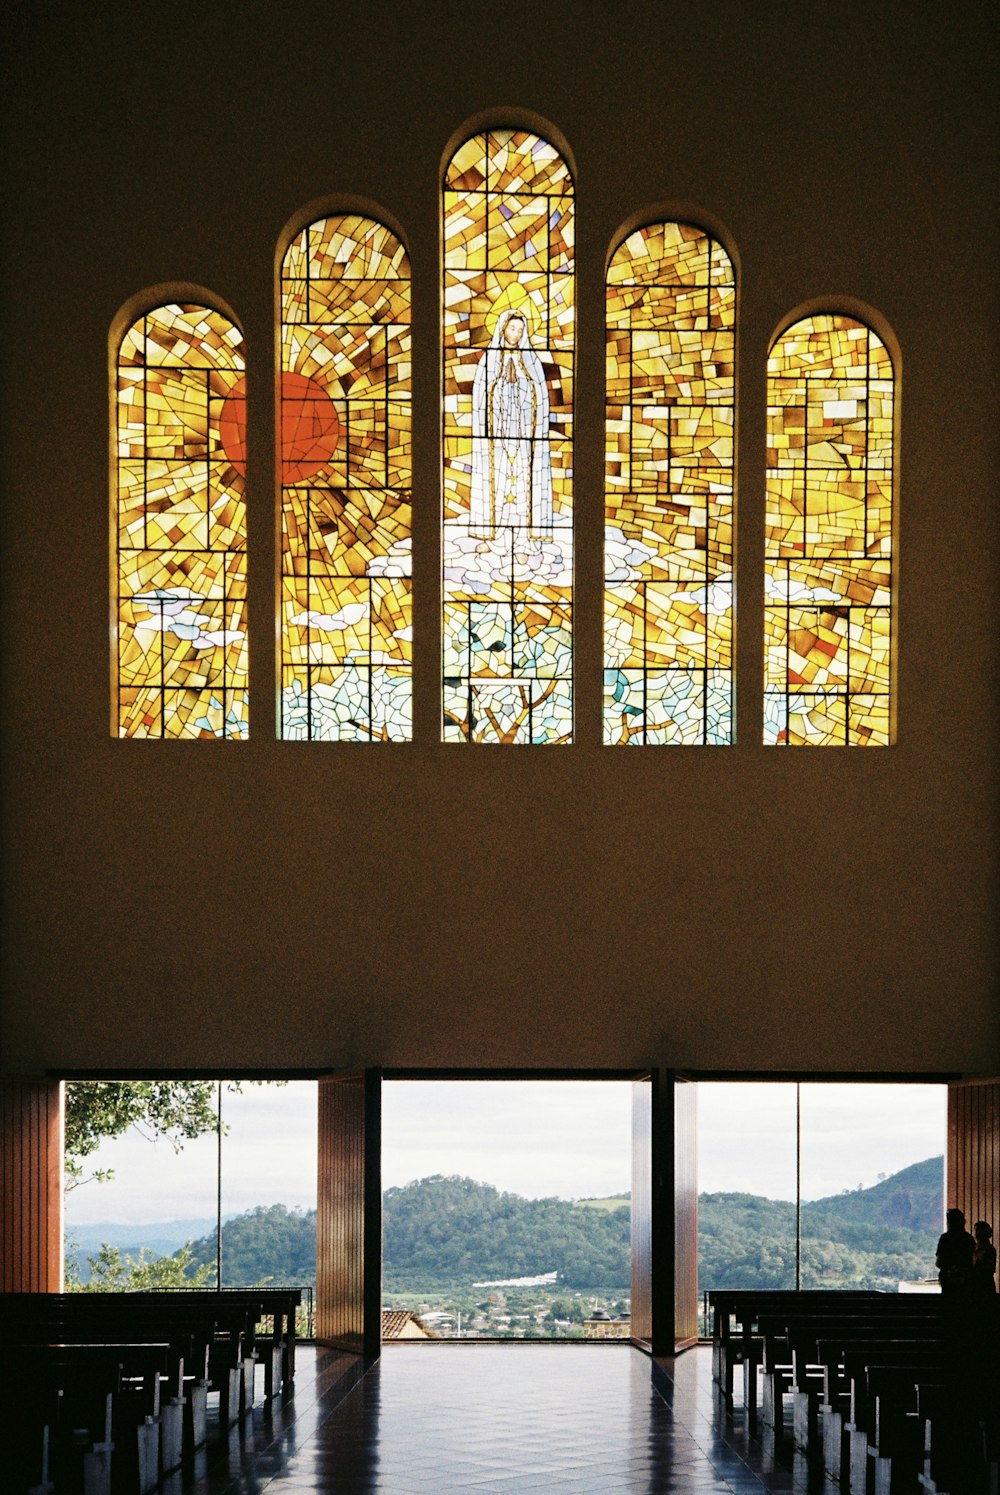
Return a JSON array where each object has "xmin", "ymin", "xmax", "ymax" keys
[
  {"xmin": 765, "ymin": 316, "xmax": 893, "ymax": 745},
  {"xmin": 442, "ymin": 129, "xmax": 574, "ymax": 743},
  {"xmin": 604, "ymin": 224, "xmax": 735, "ymax": 744},
  {"xmin": 279, "ymin": 216, "xmax": 411, "ymax": 740},
  {"xmin": 115, "ymin": 304, "xmax": 247, "ymax": 739}
]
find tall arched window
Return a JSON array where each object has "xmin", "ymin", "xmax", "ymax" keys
[
  {"xmin": 114, "ymin": 302, "xmax": 247, "ymax": 739},
  {"xmin": 442, "ymin": 128, "xmax": 575, "ymax": 743},
  {"xmin": 604, "ymin": 223, "xmax": 735, "ymax": 744},
  {"xmin": 279, "ymin": 215, "xmax": 411, "ymax": 741},
  {"xmin": 764, "ymin": 314, "xmax": 894, "ymax": 745}
]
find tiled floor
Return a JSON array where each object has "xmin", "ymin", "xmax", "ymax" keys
[{"xmin": 174, "ymin": 1342, "xmax": 837, "ymax": 1494}]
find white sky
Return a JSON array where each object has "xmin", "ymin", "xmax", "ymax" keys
[
  {"xmin": 62, "ymin": 1078, "xmax": 946, "ymax": 1226},
  {"xmin": 381, "ymin": 1081, "xmax": 632, "ymax": 1198},
  {"xmin": 697, "ymin": 1082, "xmax": 947, "ymax": 1200}
]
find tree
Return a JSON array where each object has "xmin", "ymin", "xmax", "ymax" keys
[
  {"xmin": 63, "ymin": 1079, "xmax": 281, "ymax": 1190},
  {"xmin": 65, "ymin": 1241, "xmax": 212, "ymax": 1292}
]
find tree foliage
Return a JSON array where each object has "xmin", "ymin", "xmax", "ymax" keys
[
  {"xmin": 64, "ymin": 1081, "xmax": 221, "ymax": 1188},
  {"xmin": 185, "ymin": 1204, "xmax": 317, "ymax": 1287},
  {"xmin": 66, "ymin": 1241, "xmax": 213, "ymax": 1292},
  {"xmin": 381, "ymin": 1175, "xmax": 632, "ymax": 1290},
  {"xmin": 63, "ymin": 1079, "xmax": 282, "ymax": 1190},
  {"xmin": 176, "ymin": 1160, "xmax": 943, "ymax": 1298},
  {"xmin": 698, "ymin": 1156, "xmax": 943, "ymax": 1293}
]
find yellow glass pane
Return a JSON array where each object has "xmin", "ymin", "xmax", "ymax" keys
[
  {"xmin": 765, "ymin": 316, "xmax": 894, "ymax": 744},
  {"xmin": 278, "ymin": 216, "xmax": 411, "ymax": 738},
  {"xmin": 443, "ymin": 131, "xmax": 575, "ymax": 743},
  {"xmin": 604, "ymin": 223, "xmax": 734, "ymax": 743},
  {"xmin": 114, "ymin": 304, "xmax": 247, "ymax": 738}
]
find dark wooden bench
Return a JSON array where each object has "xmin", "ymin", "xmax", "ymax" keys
[
  {"xmin": 714, "ymin": 1293, "xmax": 943, "ymax": 1423},
  {"xmin": 707, "ymin": 1289, "xmax": 885, "ymax": 1405},
  {"xmin": 760, "ymin": 1311, "xmax": 944, "ymax": 1437},
  {"xmin": 845, "ymin": 1351, "xmax": 946, "ymax": 1493},
  {"xmin": 1, "ymin": 1288, "xmax": 300, "ymax": 1410},
  {"xmin": 0, "ymin": 1287, "xmax": 301, "ymax": 1492},
  {"xmin": 1, "ymin": 1342, "xmax": 170, "ymax": 1495},
  {"xmin": 812, "ymin": 1333, "xmax": 943, "ymax": 1480}
]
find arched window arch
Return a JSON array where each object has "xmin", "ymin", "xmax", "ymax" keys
[
  {"xmin": 764, "ymin": 314, "xmax": 894, "ymax": 745},
  {"xmin": 604, "ymin": 222, "xmax": 736, "ymax": 744},
  {"xmin": 279, "ymin": 214, "xmax": 411, "ymax": 741},
  {"xmin": 114, "ymin": 301, "xmax": 248, "ymax": 739},
  {"xmin": 442, "ymin": 127, "xmax": 575, "ymax": 743}
]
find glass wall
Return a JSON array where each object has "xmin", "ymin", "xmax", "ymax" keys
[
  {"xmin": 63, "ymin": 1080, "xmax": 317, "ymax": 1329},
  {"xmin": 698, "ymin": 1083, "xmax": 798, "ymax": 1296},
  {"xmin": 698, "ymin": 1081, "xmax": 946, "ymax": 1315},
  {"xmin": 381, "ymin": 1080, "xmax": 631, "ymax": 1339},
  {"xmin": 798, "ymin": 1082, "xmax": 944, "ymax": 1289}
]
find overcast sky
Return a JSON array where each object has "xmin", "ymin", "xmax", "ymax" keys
[{"xmin": 63, "ymin": 1078, "xmax": 946, "ymax": 1226}]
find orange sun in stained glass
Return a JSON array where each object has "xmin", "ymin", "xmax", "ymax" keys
[{"xmin": 221, "ymin": 372, "xmax": 340, "ymax": 482}]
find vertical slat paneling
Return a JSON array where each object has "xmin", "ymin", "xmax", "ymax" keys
[
  {"xmin": 947, "ymin": 1079, "xmax": 1000, "ymax": 1244},
  {"xmin": 673, "ymin": 1079, "xmax": 699, "ymax": 1350},
  {"xmin": 316, "ymin": 1072, "xmax": 381, "ymax": 1356},
  {"xmin": 1, "ymin": 1079, "xmax": 62, "ymax": 1292},
  {"xmin": 630, "ymin": 1078, "xmax": 653, "ymax": 1345}
]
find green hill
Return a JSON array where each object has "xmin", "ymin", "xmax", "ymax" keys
[
  {"xmin": 698, "ymin": 1155, "xmax": 943, "ymax": 1292},
  {"xmin": 186, "ymin": 1203, "xmax": 317, "ymax": 1287},
  {"xmin": 382, "ymin": 1175, "xmax": 631, "ymax": 1289},
  {"xmin": 806, "ymin": 1156, "xmax": 944, "ymax": 1235},
  {"xmin": 176, "ymin": 1156, "xmax": 943, "ymax": 1296}
]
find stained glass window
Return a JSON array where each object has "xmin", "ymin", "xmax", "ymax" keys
[
  {"xmin": 604, "ymin": 224, "xmax": 735, "ymax": 744},
  {"xmin": 764, "ymin": 315, "xmax": 893, "ymax": 745},
  {"xmin": 279, "ymin": 216, "xmax": 411, "ymax": 741},
  {"xmin": 115, "ymin": 303, "xmax": 247, "ymax": 739},
  {"xmin": 442, "ymin": 129, "xmax": 574, "ymax": 743}
]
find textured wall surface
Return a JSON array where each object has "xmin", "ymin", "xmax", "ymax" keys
[{"xmin": 2, "ymin": 0, "xmax": 997, "ymax": 1077}]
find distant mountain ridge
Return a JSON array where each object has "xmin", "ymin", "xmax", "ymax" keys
[
  {"xmin": 699, "ymin": 1155, "xmax": 943, "ymax": 1292},
  {"xmin": 382, "ymin": 1175, "xmax": 632, "ymax": 1289},
  {"xmin": 67, "ymin": 1218, "xmax": 218, "ymax": 1255},
  {"xmin": 806, "ymin": 1156, "xmax": 943, "ymax": 1234}
]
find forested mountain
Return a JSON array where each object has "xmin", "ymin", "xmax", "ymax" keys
[
  {"xmin": 186, "ymin": 1204, "xmax": 316, "ymax": 1287},
  {"xmin": 698, "ymin": 1156, "xmax": 943, "ymax": 1292},
  {"xmin": 382, "ymin": 1175, "xmax": 631, "ymax": 1289},
  {"xmin": 170, "ymin": 1157, "xmax": 942, "ymax": 1295}
]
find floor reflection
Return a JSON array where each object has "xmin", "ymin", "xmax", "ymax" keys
[{"xmin": 185, "ymin": 1343, "xmax": 839, "ymax": 1493}]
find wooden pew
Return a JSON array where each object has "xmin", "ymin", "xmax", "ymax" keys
[
  {"xmin": 2, "ymin": 1343, "xmax": 170, "ymax": 1495},
  {"xmin": 708, "ymin": 1289, "xmax": 885, "ymax": 1406},
  {"xmin": 0, "ymin": 1288, "xmax": 301, "ymax": 1429},
  {"xmin": 813, "ymin": 1334, "xmax": 943, "ymax": 1482},
  {"xmin": 767, "ymin": 1312, "xmax": 944, "ymax": 1439},
  {"xmin": 718, "ymin": 1293, "xmax": 943, "ymax": 1424},
  {"xmin": 850, "ymin": 1357, "xmax": 945, "ymax": 1494}
]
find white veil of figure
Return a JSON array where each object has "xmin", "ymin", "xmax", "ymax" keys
[{"xmin": 470, "ymin": 307, "xmax": 553, "ymax": 537}]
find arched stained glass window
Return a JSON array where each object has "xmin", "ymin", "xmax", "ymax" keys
[
  {"xmin": 604, "ymin": 224, "xmax": 735, "ymax": 744},
  {"xmin": 442, "ymin": 129, "xmax": 574, "ymax": 743},
  {"xmin": 115, "ymin": 303, "xmax": 247, "ymax": 739},
  {"xmin": 279, "ymin": 215, "xmax": 411, "ymax": 741},
  {"xmin": 764, "ymin": 315, "xmax": 893, "ymax": 746}
]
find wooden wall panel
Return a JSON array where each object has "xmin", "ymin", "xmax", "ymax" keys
[
  {"xmin": 630, "ymin": 1077, "xmax": 653, "ymax": 1346},
  {"xmin": 673, "ymin": 1078, "xmax": 699, "ymax": 1351},
  {"xmin": 1, "ymin": 1079, "xmax": 62, "ymax": 1292},
  {"xmin": 948, "ymin": 1078, "xmax": 999, "ymax": 1243},
  {"xmin": 316, "ymin": 1071, "xmax": 381, "ymax": 1356}
]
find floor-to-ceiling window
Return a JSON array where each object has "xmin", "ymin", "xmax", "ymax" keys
[{"xmin": 697, "ymin": 1081, "xmax": 946, "ymax": 1328}]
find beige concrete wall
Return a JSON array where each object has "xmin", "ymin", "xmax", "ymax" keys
[{"xmin": 2, "ymin": 1, "xmax": 997, "ymax": 1077}]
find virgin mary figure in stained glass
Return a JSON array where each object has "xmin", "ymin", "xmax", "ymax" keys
[{"xmin": 470, "ymin": 305, "xmax": 552, "ymax": 537}]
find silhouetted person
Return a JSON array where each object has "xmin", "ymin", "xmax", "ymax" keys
[
  {"xmin": 971, "ymin": 1220, "xmax": 997, "ymax": 1296},
  {"xmin": 935, "ymin": 1207, "xmax": 974, "ymax": 1296}
]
